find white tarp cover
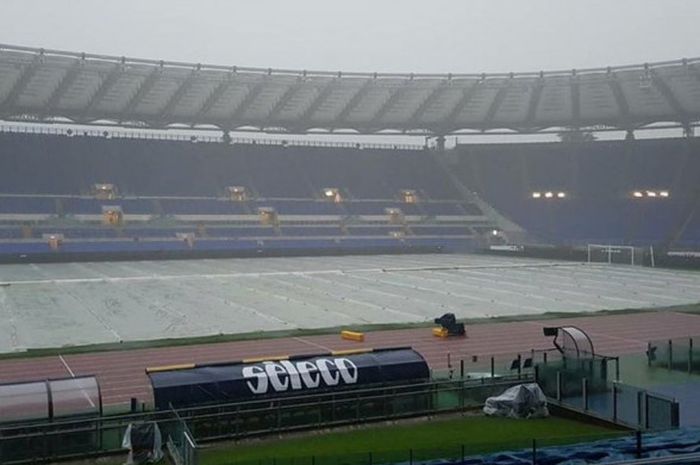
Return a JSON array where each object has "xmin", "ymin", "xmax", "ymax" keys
[
  {"xmin": 483, "ymin": 383, "xmax": 549, "ymax": 419},
  {"xmin": 122, "ymin": 422, "xmax": 163, "ymax": 464}
]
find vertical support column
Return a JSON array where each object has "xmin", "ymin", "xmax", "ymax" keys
[
  {"xmin": 635, "ymin": 431, "xmax": 642, "ymax": 459},
  {"xmin": 612, "ymin": 384, "xmax": 618, "ymax": 423},
  {"xmin": 532, "ymin": 439, "xmax": 537, "ymax": 465},
  {"xmin": 460, "ymin": 359, "xmax": 465, "ymax": 379},
  {"xmin": 668, "ymin": 339, "xmax": 673, "ymax": 370},
  {"xmin": 556, "ymin": 371, "xmax": 562, "ymax": 402},
  {"xmin": 490, "ymin": 357, "xmax": 495, "ymax": 378},
  {"xmin": 517, "ymin": 354, "xmax": 522, "ymax": 378},
  {"xmin": 689, "ymin": 338, "xmax": 693, "ymax": 374},
  {"xmin": 647, "ymin": 342, "xmax": 652, "ymax": 367},
  {"xmin": 582, "ymin": 378, "xmax": 589, "ymax": 411}
]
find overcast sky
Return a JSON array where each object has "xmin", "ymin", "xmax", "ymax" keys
[{"xmin": 1, "ymin": 0, "xmax": 698, "ymax": 74}]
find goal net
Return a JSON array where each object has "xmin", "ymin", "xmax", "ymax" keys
[{"xmin": 587, "ymin": 244, "xmax": 639, "ymax": 265}]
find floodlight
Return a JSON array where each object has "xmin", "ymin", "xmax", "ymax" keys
[
  {"xmin": 532, "ymin": 192, "xmax": 541, "ymax": 198},
  {"xmin": 660, "ymin": 191, "xmax": 669, "ymax": 197},
  {"xmin": 557, "ymin": 192, "xmax": 566, "ymax": 198},
  {"xmin": 646, "ymin": 191, "xmax": 657, "ymax": 197},
  {"xmin": 633, "ymin": 191, "xmax": 643, "ymax": 198},
  {"xmin": 544, "ymin": 192, "xmax": 553, "ymax": 198},
  {"xmin": 492, "ymin": 229, "xmax": 499, "ymax": 236}
]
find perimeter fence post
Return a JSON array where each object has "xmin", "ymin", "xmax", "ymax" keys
[
  {"xmin": 532, "ymin": 439, "xmax": 537, "ymax": 465},
  {"xmin": 556, "ymin": 372, "xmax": 561, "ymax": 402},
  {"xmin": 368, "ymin": 452, "xmax": 372, "ymax": 465},
  {"xmin": 460, "ymin": 359, "xmax": 464, "ymax": 379},
  {"xmin": 461, "ymin": 444, "xmax": 465, "ymax": 464},
  {"xmin": 635, "ymin": 430, "xmax": 642, "ymax": 458},
  {"xmin": 668, "ymin": 340, "xmax": 673, "ymax": 370},
  {"xmin": 409, "ymin": 448, "xmax": 413, "ymax": 465},
  {"xmin": 689, "ymin": 338, "xmax": 693, "ymax": 374}
]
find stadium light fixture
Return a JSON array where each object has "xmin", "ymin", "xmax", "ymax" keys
[
  {"xmin": 660, "ymin": 191, "xmax": 670, "ymax": 198},
  {"xmin": 491, "ymin": 229, "xmax": 499, "ymax": 236},
  {"xmin": 632, "ymin": 191, "xmax": 643, "ymax": 198},
  {"xmin": 646, "ymin": 191, "xmax": 657, "ymax": 197},
  {"xmin": 557, "ymin": 192, "xmax": 566, "ymax": 198},
  {"xmin": 532, "ymin": 192, "xmax": 541, "ymax": 198},
  {"xmin": 544, "ymin": 192, "xmax": 553, "ymax": 198}
]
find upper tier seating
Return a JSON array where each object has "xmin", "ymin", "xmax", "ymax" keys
[{"xmin": 455, "ymin": 138, "xmax": 700, "ymax": 246}]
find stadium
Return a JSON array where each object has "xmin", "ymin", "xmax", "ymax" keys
[{"xmin": 1, "ymin": 5, "xmax": 700, "ymax": 465}]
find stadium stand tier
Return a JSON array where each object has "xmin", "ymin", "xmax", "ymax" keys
[
  {"xmin": 0, "ymin": 131, "xmax": 487, "ymax": 261},
  {"xmin": 454, "ymin": 137, "xmax": 700, "ymax": 248}
]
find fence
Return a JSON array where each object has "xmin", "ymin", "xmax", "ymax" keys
[
  {"xmin": 647, "ymin": 337, "xmax": 700, "ymax": 374},
  {"xmin": 167, "ymin": 407, "xmax": 199, "ymax": 465},
  {"xmin": 535, "ymin": 356, "xmax": 679, "ymax": 431},
  {"xmin": 0, "ymin": 376, "xmax": 525, "ymax": 465},
  {"xmin": 433, "ymin": 350, "xmax": 542, "ymax": 381}
]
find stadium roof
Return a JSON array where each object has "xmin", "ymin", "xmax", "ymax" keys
[{"xmin": 0, "ymin": 43, "xmax": 699, "ymax": 135}]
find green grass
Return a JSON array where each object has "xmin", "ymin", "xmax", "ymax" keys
[{"xmin": 200, "ymin": 415, "xmax": 623, "ymax": 465}]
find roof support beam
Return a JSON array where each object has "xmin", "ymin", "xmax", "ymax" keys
[
  {"xmin": 650, "ymin": 70, "xmax": 687, "ymax": 123},
  {"xmin": 570, "ymin": 76, "xmax": 581, "ymax": 127},
  {"xmin": 439, "ymin": 82, "xmax": 480, "ymax": 132},
  {"xmin": 522, "ymin": 79, "xmax": 544, "ymax": 128},
  {"xmin": 81, "ymin": 60, "xmax": 124, "ymax": 120},
  {"xmin": 194, "ymin": 74, "xmax": 234, "ymax": 124},
  {"xmin": 296, "ymin": 78, "xmax": 337, "ymax": 129},
  {"xmin": 607, "ymin": 74, "xmax": 631, "ymax": 127},
  {"xmin": 0, "ymin": 50, "xmax": 44, "ymax": 114},
  {"xmin": 263, "ymin": 79, "xmax": 303, "ymax": 126},
  {"xmin": 119, "ymin": 63, "xmax": 163, "ymax": 122},
  {"xmin": 159, "ymin": 65, "xmax": 201, "ymax": 122},
  {"xmin": 404, "ymin": 83, "xmax": 445, "ymax": 129},
  {"xmin": 332, "ymin": 78, "xmax": 375, "ymax": 128},
  {"xmin": 482, "ymin": 81, "xmax": 511, "ymax": 127},
  {"xmin": 43, "ymin": 56, "xmax": 85, "ymax": 116},
  {"xmin": 365, "ymin": 81, "xmax": 411, "ymax": 130},
  {"xmin": 228, "ymin": 79, "xmax": 268, "ymax": 128}
]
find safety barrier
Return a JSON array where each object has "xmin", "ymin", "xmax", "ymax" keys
[
  {"xmin": 0, "ymin": 376, "xmax": 525, "ymax": 465},
  {"xmin": 166, "ymin": 407, "xmax": 199, "ymax": 465},
  {"xmin": 534, "ymin": 357, "xmax": 679, "ymax": 431},
  {"xmin": 647, "ymin": 336, "xmax": 700, "ymax": 374}
]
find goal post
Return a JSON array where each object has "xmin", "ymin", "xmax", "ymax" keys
[{"xmin": 587, "ymin": 244, "xmax": 639, "ymax": 266}]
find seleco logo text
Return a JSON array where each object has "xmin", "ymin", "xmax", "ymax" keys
[{"xmin": 242, "ymin": 358, "xmax": 358, "ymax": 394}]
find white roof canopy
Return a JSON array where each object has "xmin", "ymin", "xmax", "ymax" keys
[{"xmin": 1, "ymin": 44, "xmax": 699, "ymax": 135}]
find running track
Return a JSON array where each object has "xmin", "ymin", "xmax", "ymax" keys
[{"xmin": 1, "ymin": 311, "xmax": 699, "ymax": 408}]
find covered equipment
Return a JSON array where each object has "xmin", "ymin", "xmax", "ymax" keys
[
  {"xmin": 433, "ymin": 313, "xmax": 466, "ymax": 336},
  {"xmin": 483, "ymin": 383, "xmax": 549, "ymax": 419},
  {"xmin": 122, "ymin": 422, "xmax": 163, "ymax": 464}
]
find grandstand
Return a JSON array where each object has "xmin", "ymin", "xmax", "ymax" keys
[{"xmin": 0, "ymin": 44, "xmax": 699, "ymax": 262}]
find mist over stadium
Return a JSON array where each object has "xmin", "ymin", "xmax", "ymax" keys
[{"xmin": 0, "ymin": 2, "xmax": 700, "ymax": 464}]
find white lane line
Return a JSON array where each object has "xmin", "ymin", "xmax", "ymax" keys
[
  {"xmin": 59, "ymin": 354, "xmax": 75, "ymax": 377},
  {"xmin": 58, "ymin": 355, "xmax": 96, "ymax": 408},
  {"xmin": 293, "ymin": 337, "xmax": 333, "ymax": 352}
]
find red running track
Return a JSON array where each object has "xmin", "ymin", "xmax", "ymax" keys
[{"xmin": 1, "ymin": 311, "xmax": 699, "ymax": 408}]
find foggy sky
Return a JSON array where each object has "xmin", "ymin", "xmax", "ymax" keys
[{"xmin": 1, "ymin": 0, "xmax": 698, "ymax": 74}]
